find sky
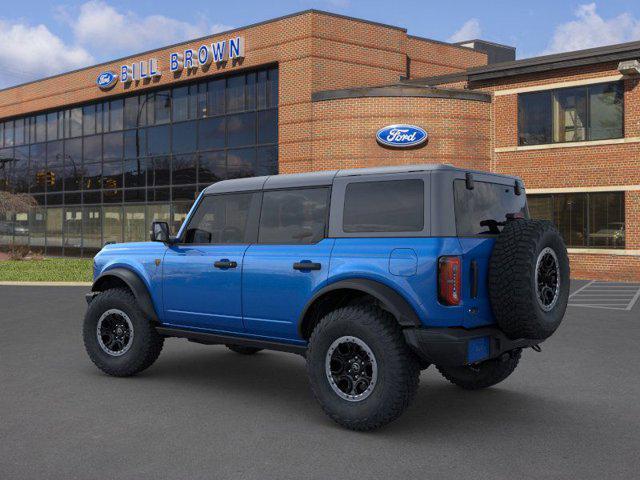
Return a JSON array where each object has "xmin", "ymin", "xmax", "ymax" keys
[{"xmin": 1, "ymin": 0, "xmax": 640, "ymax": 88}]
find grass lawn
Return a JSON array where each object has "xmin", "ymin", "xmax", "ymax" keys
[{"xmin": 0, "ymin": 258, "xmax": 93, "ymax": 282}]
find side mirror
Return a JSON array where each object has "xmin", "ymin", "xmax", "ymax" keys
[{"xmin": 151, "ymin": 221, "xmax": 171, "ymax": 243}]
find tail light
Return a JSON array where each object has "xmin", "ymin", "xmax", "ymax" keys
[{"xmin": 438, "ymin": 256, "xmax": 461, "ymax": 306}]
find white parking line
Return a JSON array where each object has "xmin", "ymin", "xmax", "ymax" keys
[{"xmin": 568, "ymin": 281, "xmax": 640, "ymax": 311}]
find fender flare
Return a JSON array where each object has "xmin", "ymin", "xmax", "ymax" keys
[
  {"xmin": 92, "ymin": 267, "xmax": 159, "ymax": 322},
  {"xmin": 298, "ymin": 278, "xmax": 422, "ymax": 336}
]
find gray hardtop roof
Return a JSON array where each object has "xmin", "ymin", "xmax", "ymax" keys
[{"xmin": 202, "ymin": 164, "xmax": 521, "ymax": 195}]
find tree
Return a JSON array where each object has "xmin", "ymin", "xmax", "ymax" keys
[{"xmin": 0, "ymin": 191, "xmax": 37, "ymax": 216}]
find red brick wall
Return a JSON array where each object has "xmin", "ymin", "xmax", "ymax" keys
[
  {"xmin": 406, "ymin": 37, "xmax": 487, "ymax": 78},
  {"xmin": 475, "ymin": 64, "xmax": 640, "ymax": 281},
  {"xmin": 307, "ymin": 95, "xmax": 491, "ymax": 172}
]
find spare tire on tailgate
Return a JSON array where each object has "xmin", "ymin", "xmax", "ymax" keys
[{"xmin": 489, "ymin": 219, "xmax": 570, "ymax": 340}]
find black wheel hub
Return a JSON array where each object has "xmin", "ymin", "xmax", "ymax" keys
[
  {"xmin": 97, "ymin": 309, "xmax": 134, "ymax": 356},
  {"xmin": 535, "ymin": 247, "xmax": 560, "ymax": 311},
  {"xmin": 326, "ymin": 337, "xmax": 378, "ymax": 401}
]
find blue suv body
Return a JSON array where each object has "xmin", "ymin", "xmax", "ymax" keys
[{"xmin": 84, "ymin": 164, "xmax": 570, "ymax": 430}]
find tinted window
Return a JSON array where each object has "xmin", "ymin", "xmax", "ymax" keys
[
  {"xmin": 343, "ymin": 180, "xmax": 424, "ymax": 233},
  {"xmin": 184, "ymin": 193, "xmax": 255, "ymax": 244},
  {"xmin": 454, "ymin": 180, "xmax": 528, "ymax": 235},
  {"xmin": 529, "ymin": 191, "xmax": 624, "ymax": 248},
  {"xmin": 259, "ymin": 188, "xmax": 329, "ymax": 244},
  {"xmin": 518, "ymin": 81, "xmax": 623, "ymax": 146}
]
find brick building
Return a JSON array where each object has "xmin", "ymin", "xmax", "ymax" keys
[{"xmin": 0, "ymin": 10, "xmax": 638, "ymax": 281}]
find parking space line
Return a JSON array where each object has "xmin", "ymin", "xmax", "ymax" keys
[
  {"xmin": 626, "ymin": 287, "xmax": 640, "ymax": 311},
  {"xmin": 568, "ymin": 281, "xmax": 640, "ymax": 311},
  {"xmin": 569, "ymin": 280, "xmax": 595, "ymax": 298}
]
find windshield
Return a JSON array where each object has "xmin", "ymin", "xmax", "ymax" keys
[{"xmin": 454, "ymin": 179, "xmax": 529, "ymax": 236}]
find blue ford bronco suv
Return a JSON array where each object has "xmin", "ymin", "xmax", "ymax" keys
[{"xmin": 83, "ymin": 164, "xmax": 570, "ymax": 430}]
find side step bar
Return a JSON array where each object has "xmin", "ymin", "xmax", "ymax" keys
[{"xmin": 155, "ymin": 326, "xmax": 307, "ymax": 355}]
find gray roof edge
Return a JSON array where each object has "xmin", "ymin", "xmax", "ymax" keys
[
  {"xmin": 453, "ymin": 39, "xmax": 516, "ymax": 51},
  {"xmin": 312, "ymin": 85, "xmax": 490, "ymax": 103},
  {"xmin": 201, "ymin": 164, "xmax": 520, "ymax": 193},
  {"xmin": 467, "ymin": 40, "xmax": 640, "ymax": 79}
]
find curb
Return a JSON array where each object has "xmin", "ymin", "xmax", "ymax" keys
[{"xmin": 0, "ymin": 281, "xmax": 92, "ymax": 287}]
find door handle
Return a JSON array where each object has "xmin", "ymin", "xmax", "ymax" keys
[
  {"xmin": 214, "ymin": 260, "xmax": 237, "ymax": 269},
  {"xmin": 293, "ymin": 261, "xmax": 321, "ymax": 271}
]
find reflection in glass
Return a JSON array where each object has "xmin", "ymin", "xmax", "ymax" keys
[
  {"xmin": 198, "ymin": 117, "xmax": 225, "ymax": 150},
  {"xmin": 227, "ymin": 112, "xmax": 255, "ymax": 147},
  {"xmin": 103, "ymin": 206, "xmax": 123, "ymax": 244},
  {"xmin": 83, "ymin": 206, "xmax": 101, "ymax": 252},
  {"xmin": 198, "ymin": 151, "xmax": 226, "ymax": 184},
  {"xmin": 124, "ymin": 205, "xmax": 146, "ymax": 242},
  {"xmin": 64, "ymin": 207, "xmax": 83, "ymax": 254}
]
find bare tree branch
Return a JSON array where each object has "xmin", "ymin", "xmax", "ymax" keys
[{"xmin": 0, "ymin": 191, "xmax": 37, "ymax": 215}]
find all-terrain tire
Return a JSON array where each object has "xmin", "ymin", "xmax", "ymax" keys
[
  {"xmin": 437, "ymin": 349, "xmax": 521, "ymax": 390},
  {"xmin": 306, "ymin": 305, "xmax": 420, "ymax": 431},
  {"xmin": 83, "ymin": 288, "xmax": 164, "ymax": 377},
  {"xmin": 226, "ymin": 344, "xmax": 263, "ymax": 355},
  {"xmin": 489, "ymin": 219, "xmax": 570, "ymax": 340}
]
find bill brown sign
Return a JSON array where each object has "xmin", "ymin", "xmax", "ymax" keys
[{"xmin": 97, "ymin": 36, "xmax": 245, "ymax": 89}]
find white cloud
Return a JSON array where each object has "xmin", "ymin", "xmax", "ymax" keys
[
  {"xmin": 543, "ymin": 3, "xmax": 640, "ymax": 54},
  {"xmin": 0, "ymin": 20, "xmax": 93, "ymax": 88},
  {"xmin": 0, "ymin": 1, "xmax": 234, "ymax": 88},
  {"xmin": 68, "ymin": 1, "xmax": 232, "ymax": 57},
  {"xmin": 448, "ymin": 19, "xmax": 481, "ymax": 43}
]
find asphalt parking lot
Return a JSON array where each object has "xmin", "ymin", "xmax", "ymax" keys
[{"xmin": 1, "ymin": 281, "xmax": 639, "ymax": 480}]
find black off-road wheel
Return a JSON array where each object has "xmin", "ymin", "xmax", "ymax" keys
[
  {"xmin": 83, "ymin": 288, "xmax": 164, "ymax": 377},
  {"xmin": 436, "ymin": 349, "xmax": 521, "ymax": 390},
  {"xmin": 306, "ymin": 305, "xmax": 420, "ymax": 431},
  {"xmin": 489, "ymin": 219, "xmax": 570, "ymax": 340},
  {"xmin": 226, "ymin": 344, "xmax": 263, "ymax": 355}
]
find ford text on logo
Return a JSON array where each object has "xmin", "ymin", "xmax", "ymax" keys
[
  {"xmin": 96, "ymin": 71, "xmax": 118, "ymax": 90},
  {"xmin": 376, "ymin": 125, "xmax": 428, "ymax": 148}
]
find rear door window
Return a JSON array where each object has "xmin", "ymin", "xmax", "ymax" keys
[
  {"xmin": 454, "ymin": 179, "xmax": 528, "ymax": 235},
  {"xmin": 258, "ymin": 188, "xmax": 329, "ymax": 244},
  {"xmin": 343, "ymin": 179, "xmax": 424, "ymax": 233}
]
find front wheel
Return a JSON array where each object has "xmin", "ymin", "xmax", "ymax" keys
[
  {"xmin": 83, "ymin": 288, "xmax": 164, "ymax": 377},
  {"xmin": 306, "ymin": 305, "xmax": 420, "ymax": 431},
  {"xmin": 436, "ymin": 349, "xmax": 521, "ymax": 390}
]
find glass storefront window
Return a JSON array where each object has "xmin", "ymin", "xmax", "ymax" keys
[
  {"xmin": 529, "ymin": 192, "xmax": 625, "ymax": 249},
  {"xmin": 29, "ymin": 207, "xmax": 46, "ymax": 250},
  {"xmin": 83, "ymin": 206, "xmax": 102, "ymax": 253},
  {"xmin": 46, "ymin": 207, "xmax": 63, "ymax": 254},
  {"xmin": 0, "ymin": 67, "xmax": 278, "ymax": 256},
  {"xmin": 103, "ymin": 206, "xmax": 123, "ymax": 244},
  {"xmin": 64, "ymin": 207, "xmax": 83, "ymax": 255},
  {"xmin": 124, "ymin": 205, "xmax": 146, "ymax": 242}
]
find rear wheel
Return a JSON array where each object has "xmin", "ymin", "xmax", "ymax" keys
[
  {"xmin": 83, "ymin": 288, "xmax": 164, "ymax": 377},
  {"xmin": 226, "ymin": 344, "xmax": 262, "ymax": 355},
  {"xmin": 306, "ymin": 305, "xmax": 420, "ymax": 431},
  {"xmin": 437, "ymin": 349, "xmax": 521, "ymax": 390}
]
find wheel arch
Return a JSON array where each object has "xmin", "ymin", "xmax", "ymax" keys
[
  {"xmin": 298, "ymin": 278, "xmax": 422, "ymax": 340},
  {"xmin": 92, "ymin": 267, "xmax": 159, "ymax": 322}
]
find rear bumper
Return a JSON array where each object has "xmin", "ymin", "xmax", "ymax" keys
[{"xmin": 403, "ymin": 326, "xmax": 541, "ymax": 367}]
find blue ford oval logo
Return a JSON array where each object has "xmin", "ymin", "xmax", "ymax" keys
[
  {"xmin": 376, "ymin": 124, "xmax": 428, "ymax": 148},
  {"xmin": 96, "ymin": 71, "xmax": 118, "ymax": 90}
]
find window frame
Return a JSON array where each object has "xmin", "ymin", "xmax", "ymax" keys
[
  {"xmin": 329, "ymin": 173, "xmax": 431, "ymax": 238},
  {"xmin": 256, "ymin": 186, "xmax": 331, "ymax": 245},
  {"xmin": 517, "ymin": 81, "xmax": 624, "ymax": 146}
]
